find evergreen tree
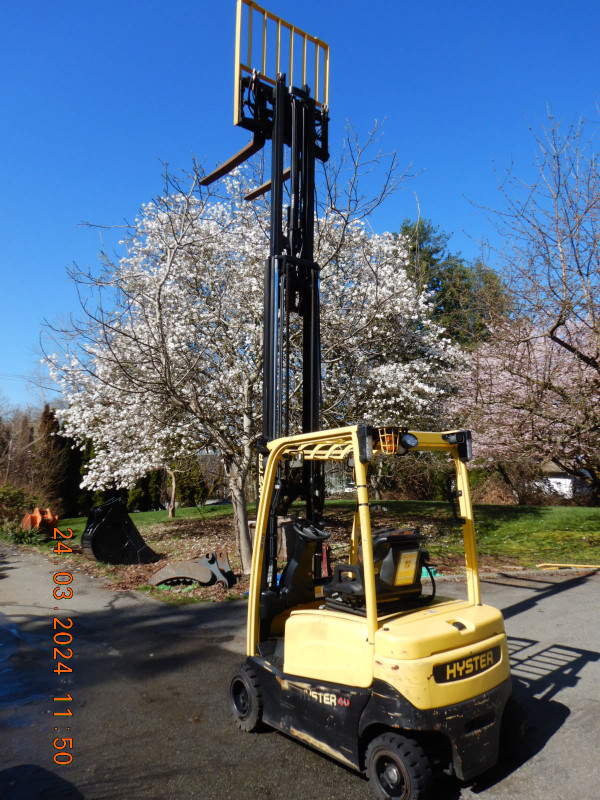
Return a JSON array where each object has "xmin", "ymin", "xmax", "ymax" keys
[{"xmin": 400, "ymin": 219, "xmax": 509, "ymax": 346}]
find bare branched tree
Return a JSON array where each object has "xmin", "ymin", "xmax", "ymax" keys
[{"xmin": 466, "ymin": 110, "xmax": 600, "ymax": 500}]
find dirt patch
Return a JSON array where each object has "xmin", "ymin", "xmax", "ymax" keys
[
  {"xmin": 37, "ymin": 515, "xmax": 250, "ymax": 604},
  {"xmin": 38, "ymin": 508, "xmax": 580, "ymax": 604}
]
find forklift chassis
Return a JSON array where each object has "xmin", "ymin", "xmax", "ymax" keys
[
  {"xmin": 242, "ymin": 656, "xmax": 511, "ymax": 782},
  {"xmin": 229, "ymin": 425, "xmax": 512, "ymax": 797}
]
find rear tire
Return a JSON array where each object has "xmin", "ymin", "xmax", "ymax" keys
[
  {"xmin": 365, "ymin": 732, "xmax": 433, "ymax": 800},
  {"xmin": 229, "ymin": 663, "xmax": 263, "ymax": 732},
  {"xmin": 500, "ymin": 696, "xmax": 528, "ymax": 761}
]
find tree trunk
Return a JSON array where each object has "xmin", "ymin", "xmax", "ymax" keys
[
  {"xmin": 226, "ymin": 459, "xmax": 253, "ymax": 575},
  {"xmin": 591, "ymin": 467, "xmax": 600, "ymax": 507},
  {"xmin": 497, "ymin": 463, "xmax": 521, "ymax": 504},
  {"xmin": 369, "ymin": 459, "xmax": 383, "ymax": 501},
  {"xmin": 166, "ymin": 467, "xmax": 177, "ymax": 518}
]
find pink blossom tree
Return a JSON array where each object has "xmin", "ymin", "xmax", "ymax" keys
[
  {"xmin": 451, "ymin": 322, "xmax": 599, "ymax": 501},
  {"xmin": 454, "ymin": 111, "xmax": 600, "ymax": 503}
]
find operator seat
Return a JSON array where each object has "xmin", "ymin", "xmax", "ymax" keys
[
  {"xmin": 260, "ymin": 518, "xmax": 330, "ymax": 641},
  {"xmin": 331, "ymin": 527, "xmax": 425, "ymax": 605}
]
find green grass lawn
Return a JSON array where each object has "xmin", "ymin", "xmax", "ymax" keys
[
  {"xmin": 473, "ymin": 503, "xmax": 600, "ymax": 564},
  {"xmin": 323, "ymin": 499, "xmax": 600, "ymax": 567},
  {"xmin": 58, "ymin": 502, "xmax": 253, "ymax": 544},
  {"xmin": 14, "ymin": 499, "xmax": 600, "ymax": 569}
]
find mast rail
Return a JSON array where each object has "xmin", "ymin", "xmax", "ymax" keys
[{"xmin": 235, "ymin": 0, "xmax": 330, "ymax": 127}]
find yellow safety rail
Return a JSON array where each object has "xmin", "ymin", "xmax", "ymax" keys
[
  {"xmin": 247, "ymin": 425, "xmax": 484, "ymax": 655},
  {"xmin": 234, "ymin": 0, "xmax": 330, "ymax": 125}
]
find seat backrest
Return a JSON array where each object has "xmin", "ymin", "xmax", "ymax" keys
[
  {"xmin": 372, "ymin": 528, "xmax": 422, "ymax": 593},
  {"xmin": 331, "ymin": 528, "xmax": 423, "ymax": 603},
  {"xmin": 278, "ymin": 518, "xmax": 330, "ymax": 605}
]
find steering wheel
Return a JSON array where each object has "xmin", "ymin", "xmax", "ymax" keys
[{"xmin": 292, "ymin": 518, "xmax": 330, "ymax": 542}]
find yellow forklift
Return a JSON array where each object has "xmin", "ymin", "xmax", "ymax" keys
[
  {"xmin": 231, "ymin": 425, "xmax": 511, "ymax": 799},
  {"xmin": 202, "ymin": 3, "xmax": 512, "ymax": 798}
]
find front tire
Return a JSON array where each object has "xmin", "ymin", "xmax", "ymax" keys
[
  {"xmin": 229, "ymin": 663, "xmax": 263, "ymax": 732},
  {"xmin": 365, "ymin": 732, "xmax": 433, "ymax": 800}
]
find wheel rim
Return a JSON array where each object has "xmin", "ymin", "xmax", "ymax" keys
[
  {"xmin": 374, "ymin": 753, "xmax": 410, "ymax": 799},
  {"xmin": 231, "ymin": 678, "xmax": 250, "ymax": 718}
]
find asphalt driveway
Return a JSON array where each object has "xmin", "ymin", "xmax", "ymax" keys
[{"xmin": 1, "ymin": 542, "xmax": 599, "ymax": 799}]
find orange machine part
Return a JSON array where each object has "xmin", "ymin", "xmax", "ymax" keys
[{"xmin": 21, "ymin": 507, "xmax": 58, "ymax": 531}]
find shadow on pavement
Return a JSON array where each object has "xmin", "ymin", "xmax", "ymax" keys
[
  {"xmin": 0, "ymin": 764, "xmax": 85, "ymax": 799},
  {"xmin": 0, "ymin": 597, "xmax": 248, "ymax": 701},
  {"xmin": 470, "ymin": 635, "xmax": 600, "ymax": 794},
  {"xmin": 434, "ymin": 634, "xmax": 600, "ymax": 798},
  {"xmin": 488, "ymin": 571, "xmax": 598, "ymax": 620},
  {"xmin": 0, "ymin": 552, "xmax": 15, "ymax": 580}
]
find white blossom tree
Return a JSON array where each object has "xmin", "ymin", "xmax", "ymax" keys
[
  {"xmin": 49, "ymin": 168, "xmax": 267, "ymax": 568},
  {"xmin": 47, "ymin": 133, "xmax": 463, "ymax": 571},
  {"xmin": 319, "ymin": 223, "xmax": 461, "ymax": 426}
]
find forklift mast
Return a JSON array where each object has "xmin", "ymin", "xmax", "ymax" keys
[
  {"xmin": 260, "ymin": 73, "xmax": 328, "ymax": 483},
  {"xmin": 209, "ymin": 12, "xmax": 514, "ymax": 796},
  {"xmin": 200, "ymin": 0, "xmax": 330, "ymax": 588}
]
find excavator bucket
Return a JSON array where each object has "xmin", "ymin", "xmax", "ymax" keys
[
  {"xmin": 149, "ymin": 560, "xmax": 214, "ymax": 586},
  {"xmin": 148, "ymin": 551, "xmax": 237, "ymax": 588},
  {"xmin": 213, "ymin": 550, "xmax": 237, "ymax": 586},
  {"xmin": 81, "ymin": 497, "xmax": 159, "ymax": 565}
]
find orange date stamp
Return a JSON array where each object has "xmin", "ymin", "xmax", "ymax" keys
[{"xmin": 52, "ymin": 526, "xmax": 74, "ymax": 765}]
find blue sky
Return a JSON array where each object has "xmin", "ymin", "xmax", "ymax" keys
[{"xmin": 2, "ymin": 0, "xmax": 599, "ymax": 407}]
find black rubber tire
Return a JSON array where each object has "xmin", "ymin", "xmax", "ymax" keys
[
  {"xmin": 229, "ymin": 664, "xmax": 263, "ymax": 732},
  {"xmin": 365, "ymin": 732, "xmax": 433, "ymax": 800},
  {"xmin": 500, "ymin": 696, "xmax": 528, "ymax": 762}
]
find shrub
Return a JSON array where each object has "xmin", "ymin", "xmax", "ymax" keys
[
  {"xmin": 0, "ymin": 484, "xmax": 40, "ymax": 528},
  {"xmin": 4, "ymin": 526, "xmax": 48, "ymax": 545},
  {"xmin": 0, "ymin": 483, "xmax": 49, "ymax": 543}
]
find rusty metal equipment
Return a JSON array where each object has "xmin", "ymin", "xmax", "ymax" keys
[
  {"xmin": 81, "ymin": 497, "xmax": 159, "ymax": 565},
  {"xmin": 537, "ymin": 562, "xmax": 600, "ymax": 570},
  {"xmin": 20, "ymin": 507, "xmax": 58, "ymax": 537},
  {"xmin": 149, "ymin": 551, "xmax": 237, "ymax": 588}
]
